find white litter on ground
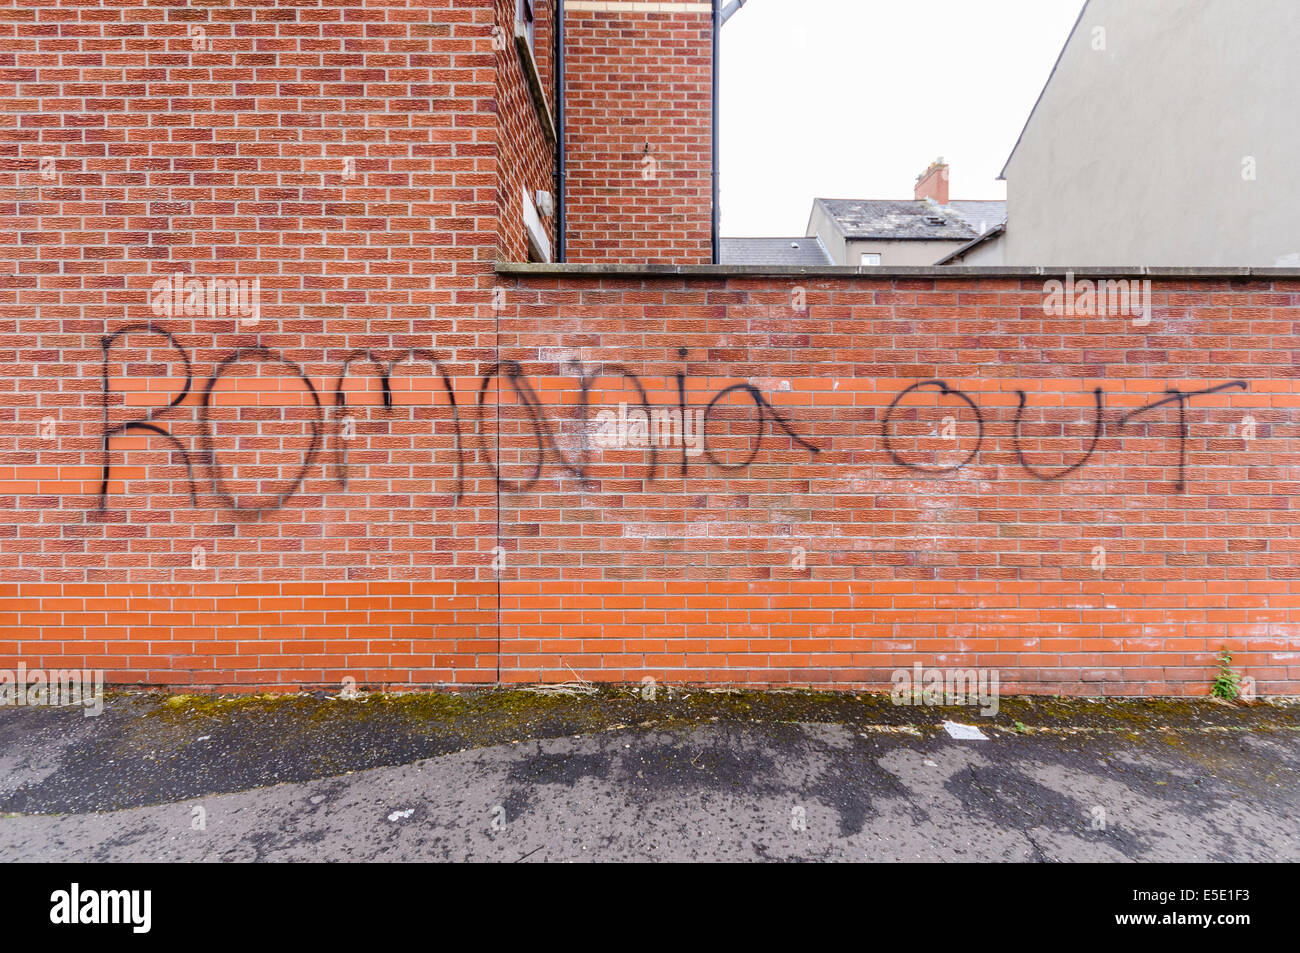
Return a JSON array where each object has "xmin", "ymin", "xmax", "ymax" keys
[
  {"xmin": 942, "ymin": 721, "xmax": 988, "ymax": 741},
  {"xmin": 387, "ymin": 808, "xmax": 415, "ymax": 821}
]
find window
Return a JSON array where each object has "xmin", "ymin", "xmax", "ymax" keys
[
  {"xmin": 522, "ymin": 187, "xmax": 552, "ymax": 263},
  {"xmin": 861, "ymin": 253, "xmax": 882, "ymax": 266},
  {"xmin": 517, "ymin": 0, "xmax": 535, "ymax": 53},
  {"xmin": 511, "ymin": 0, "xmax": 555, "ymax": 142}
]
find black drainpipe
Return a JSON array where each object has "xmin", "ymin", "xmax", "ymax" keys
[
  {"xmin": 555, "ymin": 0, "xmax": 566, "ymax": 262},
  {"xmin": 712, "ymin": 2, "xmax": 745, "ymax": 264},
  {"xmin": 711, "ymin": 0, "xmax": 719, "ymax": 264}
]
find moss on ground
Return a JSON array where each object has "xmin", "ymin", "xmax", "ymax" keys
[
  {"xmin": 136, "ymin": 685, "xmax": 1300, "ymax": 751},
  {"xmin": 5, "ymin": 686, "xmax": 1294, "ymax": 814}
]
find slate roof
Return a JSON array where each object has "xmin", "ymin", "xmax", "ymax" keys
[
  {"xmin": 720, "ymin": 236, "xmax": 833, "ymax": 266},
  {"xmin": 813, "ymin": 198, "xmax": 1007, "ymax": 241},
  {"xmin": 935, "ymin": 222, "xmax": 1007, "ymax": 264},
  {"xmin": 946, "ymin": 200, "xmax": 1008, "ymax": 237}
]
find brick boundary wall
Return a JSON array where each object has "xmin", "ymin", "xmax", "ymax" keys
[
  {"xmin": 4, "ymin": 257, "xmax": 1299, "ymax": 695},
  {"xmin": 486, "ymin": 266, "xmax": 1300, "ymax": 696}
]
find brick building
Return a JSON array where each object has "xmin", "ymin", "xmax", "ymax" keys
[
  {"xmin": 499, "ymin": 0, "xmax": 716, "ymax": 267},
  {"xmin": 1, "ymin": 1, "xmax": 1298, "ymax": 695}
]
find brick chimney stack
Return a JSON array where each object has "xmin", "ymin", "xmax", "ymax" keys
[{"xmin": 914, "ymin": 157, "xmax": 950, "ymax": 204}]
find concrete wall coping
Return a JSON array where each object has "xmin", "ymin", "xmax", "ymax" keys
[{"xmin": 496, "ymin": 262, "xmax": 1300, "ymax": 280}]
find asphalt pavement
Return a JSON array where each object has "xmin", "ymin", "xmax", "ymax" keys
[{"xmin": 1, "ymin": 690, "xmax": 1295, "ymax": 861}]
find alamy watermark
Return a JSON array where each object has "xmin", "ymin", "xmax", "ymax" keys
[
  {"xmin": 0, "ymin": 665, "xmax": 104, "ymax": 717},
  {"xmin": 50, "ymin": 884, "xmax": 150, "ymax": 933},
  {"xmin": 890, "ymin": 663, "xmax": 1000, "ymax": 717},
  {"xmin": 1042, "ymin": 272, "xmax": 1151, "ymax": 327},
  {"xmin": 590, "ymin": 403, "xmax": 705, "ymax": 457},
  {"xmin": 150, "ymin": 272, "xmax": 261, "ymax": 327}
]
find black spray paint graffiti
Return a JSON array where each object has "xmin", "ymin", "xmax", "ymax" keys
[
  {"xmin": 95, "ymin": 326, "xmax": 1249, "ymax": 513},
  {"xmin": 98, "ymin": 324, "xmax": 199, "ymax": 506},
  {"xmin": 331, "ymin": 347, "xmax": 465, "ymax": 502},
  {"xmin": 1012, "ymin": 386, "xmax": 1103, "ymax": 481},
  {"xmin": 99, "ymin": 324, "xmax": 469, "ymax": 515},
  {"xmin": 882, "ymin": 380, "xmax": 986, "ymax": 475},
  {"xmin": 96, "ymin": 330, "xmax": 819, "ymax": 512},
  {"xmin": 883, "ymin": 378, "xmax": 1250, "ymax": 492},
  {"xmin": 474, "ymin": 350, "xmax": 821, "ymax": 492},
  {"xmin": 1116, "ymin": 381, "xmax": 1250, "ymax": 492},
  {"xmin": 201, "ymin": 347, "xmax": 324, "ymax": 513}
]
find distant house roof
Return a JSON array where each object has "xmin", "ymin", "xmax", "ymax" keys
[
  {"xmin": 935, "ymin": 222, "xmax": 1007, "ymax": 264},
  {"xmin": 945, "ymin": 200, "xmax": 1008, "ymax": 237},
  {"xmin": 812, "ymin": 198, "xmax": 1007, "ymax": 241},
  {"xmin": 720, "ymin": 236, "xmax": 833, "ymax": 266}
]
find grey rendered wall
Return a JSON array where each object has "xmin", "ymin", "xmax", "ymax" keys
[{"xmin": 1001, "ymin": 0, "xmax": 1300, "ymax": 267}]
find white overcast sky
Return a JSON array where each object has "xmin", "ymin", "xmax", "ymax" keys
[{"xmin": 718, "ymin": 0, "xmax": 1086, "ymax": 236}]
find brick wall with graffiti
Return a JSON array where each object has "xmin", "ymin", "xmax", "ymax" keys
[
  {"xmin": 490, "ymin": 270, "xmax": 1300, "ymax": 695},
  {"xmin": 1, "ymin": 2, "xmax": 1297, "ymax": 695},
  {"xmin": 3, "ymin": 269, "xmax": 1298, "ymax": 693},
  {"xmin": 0, "ymin": 0, "xmax": 525, "ymax": 690}
]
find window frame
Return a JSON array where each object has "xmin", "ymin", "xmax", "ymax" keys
[{"xmin": 517, "ymin": 0, "xmax": 535, "ymax": 53}]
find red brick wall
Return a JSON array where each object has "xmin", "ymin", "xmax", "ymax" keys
[
  {"xmin": 562, "ymin": 0, "xmax": 714, "ymax": 264},
  {"xmin": 0, "ymin": 0, "xmax": 541, "ymax": 690},
  {"xmin": 1, "ymin": 3, "xmax": 1297, "ymax": 698},
  {"xmin": 492, "ymin": 271, "xmax": 1300, "ymax": 696},
  {"xmin": 531, "ymin": 0, "xmax": 554, "ymax": 100},
  {"xmin": 4, "ymin": 260, "xmax": 1298, "ymax": 694},
  {"xmin": 495, "ymin": 0, "xmax": 556, "ymax": 262}
]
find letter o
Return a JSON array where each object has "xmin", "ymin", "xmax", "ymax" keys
[
  {"xmin": 881, "ymin": 379, "xmax": 984, "ymax": 475},
  {"xmin": 201, "ymin": 347, "xmax": 322, "ymax": 512}
]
